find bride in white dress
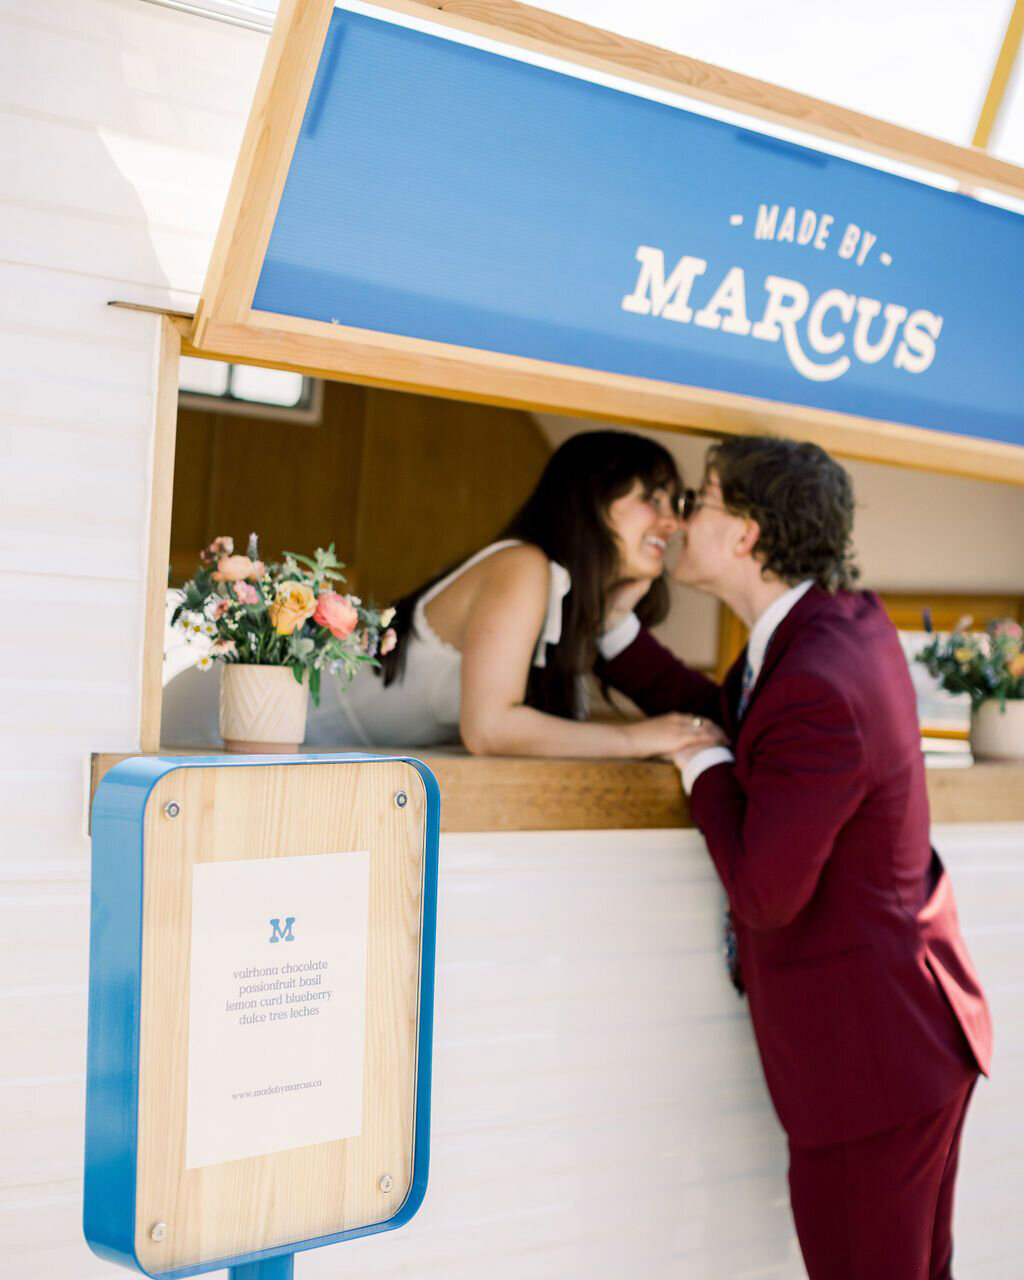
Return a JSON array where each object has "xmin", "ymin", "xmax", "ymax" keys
[
  {"xmin": 301, "ymin": 430, "xmax": 703, "ymax": 757},
  {"xmin": 162, "ymin": 431, "xmax": 708, "ymax": 756}
]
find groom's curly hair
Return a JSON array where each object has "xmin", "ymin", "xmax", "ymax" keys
[{"xmin": 707, "ymin": 436, "xmax": 860, "ymax": 593}]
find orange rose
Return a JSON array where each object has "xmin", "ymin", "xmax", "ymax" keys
[
  {"xmin": 1009, "ymin": 654, "xmax": 1024, "ymax": 679},
  {"xmin": 269, "ymin": 582, "xmax": 316, "ymax": 636},
  {"xmin": 213, "ymin": 554, "xmax": 261, "ymax": 582}
]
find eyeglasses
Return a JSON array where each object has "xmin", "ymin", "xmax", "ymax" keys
[{"xmin": 679, "ymin": 488, "xmax": 729, "ymax": 520}]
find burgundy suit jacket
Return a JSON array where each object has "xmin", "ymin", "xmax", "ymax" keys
[{"xmin": 602, "ymin": 588, "xmax": 992, "ymax": 1146}]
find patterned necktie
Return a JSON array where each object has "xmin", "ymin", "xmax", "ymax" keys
[
  {"xmin": 723, "ymin": 908, "xmax": 744, "ymax": 996},
  {"xmin": 736, "ymin": 656, "xmax": 755, "ymax": 720},
  {"xmin": 724, "ymin": 653, "xmax": 756, "ymax": 995}
]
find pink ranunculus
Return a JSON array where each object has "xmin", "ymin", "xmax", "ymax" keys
[
  {"xmin": 379, "ymin": 627, "xmax": 397, "ymax": 656},
  {"xmin": 993, "ymin": 620, "xmax": 1023, "ymax": 640},
  {"xmin": 314, "ymin": 591, "xmax": 359, "ymax": 640},
  {"xmin": 200, "ymin": 535, "xmax": 234, "ymax": 565},
  {"xmin": 212, "ymin": 598, "xmax": 232, "ymax": 620},
  {"xmin": 213, "ymin": 554, "xmax": 257, "ymax": 582},
  {"xmin": 233, "ymin": 580, "xmax": 260, "ymax": 605}
]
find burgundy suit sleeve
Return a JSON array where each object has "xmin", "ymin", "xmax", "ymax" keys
[
  {"xmin": 689, "ymin": 672, "xmax": 867, "ymax": 931},
  {"xmin": 598, "ymin": 627, "xmax": 722, "ymax": 722}
]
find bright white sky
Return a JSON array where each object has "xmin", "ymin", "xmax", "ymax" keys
[
  {"xmin": 542, "ymin": 1, "xmax": 1022, "ymax": 162},
  {"xmin": 228, "ymin": 0, "xmax": 1024, "ymax": 164}
]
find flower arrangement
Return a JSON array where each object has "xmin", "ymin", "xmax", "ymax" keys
[
  {"xmin": 916, "ymin": 614, "xmax": 1024, "ymax": 710},
  {"xmin": 172, "ymin": 534, "xmax": 396, "ymax": 704}
]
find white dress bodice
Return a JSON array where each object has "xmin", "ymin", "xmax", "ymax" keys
[{"xmin": 303, "ymin": 540, "xmax": 570, "ymax": 747}]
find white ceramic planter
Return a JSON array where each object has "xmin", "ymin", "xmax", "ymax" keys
[
  {"xmin": 219, "ymin": 664, "xmax": 309, "ymax": 753},
  {"xmin": 969, "ymin": 699, "xmax": 1024, "ymax": 762}
]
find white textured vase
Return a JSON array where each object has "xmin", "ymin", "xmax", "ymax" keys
[
  {"xmin": 219, "ymin": 664, "xmax": 309, "ymax": 753},
  {"xmin": 969, "ymin": 699, "xmax": 1024, "ymax": 762}
]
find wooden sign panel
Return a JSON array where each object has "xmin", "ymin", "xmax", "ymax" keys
[{"xmin": 84, "ymin": 755, "xmax": 439, "ymax": 1277}]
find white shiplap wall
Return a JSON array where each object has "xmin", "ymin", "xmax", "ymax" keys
[
  {"xmin": 5, "ymin": 817, "xmax": 1022, "ymax": 1279},
  {"xmin": 0, "ymin": 1, "xmax": 265, "ymax": 1275},
  {"xmin": 311, "ymin": 826, "xmax": 1019, "ymax": 1280},
  {"xmin": 2, "ymin": 3, "xmax": 1023, "ymax": 1278}
]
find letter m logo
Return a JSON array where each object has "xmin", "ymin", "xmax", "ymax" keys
[
  {"xmin": 621, "ymin": 246, "xmax": 707, "ymax": 322},
  {"xmin": 268, "ymin": 916, "xmax": 296, "ymax": 943}
]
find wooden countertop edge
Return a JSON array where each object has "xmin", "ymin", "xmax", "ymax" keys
[{"xmin": 88, "ymin": 751, "xmax": 1024, "ymax": 832}]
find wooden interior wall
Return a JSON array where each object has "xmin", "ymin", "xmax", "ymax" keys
[
  {"xmin": 353, "ymin": 390, "xmax": 554, "ymax": 602},
  {"xmin": 170, "ymin": 380, "xmax": 552, "ymax": 605}
]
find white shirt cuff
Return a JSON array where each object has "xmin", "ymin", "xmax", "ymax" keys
[
  {"xmin": 680, "ymin": 747, "xmax": 735, "ymax": 795},
  {"xmin": 598, "ymin": 611, "xmax": 641, "ymax": 660}
]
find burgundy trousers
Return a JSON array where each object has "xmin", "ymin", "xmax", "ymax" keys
[{"xmin": 787, "ymin": 1075, "xmax": 977, "ymax": 1280}]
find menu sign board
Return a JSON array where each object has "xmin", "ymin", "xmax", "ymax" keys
[{"xmin": 186, "ymin": 851, "xmax": 370, "ymax": 1169}]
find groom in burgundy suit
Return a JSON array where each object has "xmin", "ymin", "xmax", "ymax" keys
[{"xmin": 599, "ymin": 436, "xmax": 991, "ymax": 1280}]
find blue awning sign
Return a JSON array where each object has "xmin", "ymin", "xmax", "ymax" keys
[{"xmin": 198, "ymin": 0, "xmax": 1024, "ymax": 471}]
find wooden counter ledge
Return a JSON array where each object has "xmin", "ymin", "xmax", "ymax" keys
[{"xmin": 89, "ymin": 750, "xmax": 1024, "ymax": 833}]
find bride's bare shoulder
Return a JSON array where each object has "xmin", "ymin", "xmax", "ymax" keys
[
  {"xmin": 440, "ymin": 543, "xmax": 549, "ymax": 614},
  {"xmin": 426, "ymin": 542, "xmax": 550, "ymax": 647},
  {"xmin": 470, "ymin": 543, "xmax": 551, "ymax": 598},
  {"xmin": 484, "ymin": 542, "xmax": 549, "ymax": 576}
]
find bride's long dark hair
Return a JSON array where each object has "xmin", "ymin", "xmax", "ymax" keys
[{"xmin": 378, "ymin": 430, "xmax": 683, "ymax": 718}]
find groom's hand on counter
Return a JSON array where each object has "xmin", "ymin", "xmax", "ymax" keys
[{"xmin": 668, "ymin": 721, "xmax": 731, "ymax": 770}]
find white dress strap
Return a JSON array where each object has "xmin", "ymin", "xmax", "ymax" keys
[
  {"xmin": 415, "ymin": 540, "xmax": 570, "ymax": 670},
  {"xmin": 533, "ymin": 560, "xmax": 571, "ymax": 668}
]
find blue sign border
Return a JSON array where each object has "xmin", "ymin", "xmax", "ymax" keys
[{"xmin": 84, "ymin": 753, "xmax": 440, "ymax": 1277}]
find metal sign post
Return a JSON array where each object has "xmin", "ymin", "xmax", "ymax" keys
[{"xmin": 229, "ymin": 1259, "xmax": 295, "ymax": 1280}]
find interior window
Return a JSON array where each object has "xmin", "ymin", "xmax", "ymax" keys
[{"xmin": 178, "ymin": 357, "xmax": 318, "ymax": 417}]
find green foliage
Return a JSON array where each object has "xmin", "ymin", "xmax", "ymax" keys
[
  {"xmin": 281, "ymin": 543, "xmax": 346, "ymax": 587},
  {"xmin": 916, "ymin": 617, "xmax": 1024, "ymax": 709}
]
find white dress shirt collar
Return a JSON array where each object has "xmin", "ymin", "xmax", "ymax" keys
[{"xmin": 745, "ymin": 580, "xmax": 815, "ymax": 683}]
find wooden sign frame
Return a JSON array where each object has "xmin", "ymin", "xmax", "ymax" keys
[
  {"xmin": 84, "ymin": 754, "xmax": 440, "ymax": 1277},
  {"xmin": 186, "ymin": 0, "xmax": 1024, "ymax": 485}
]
